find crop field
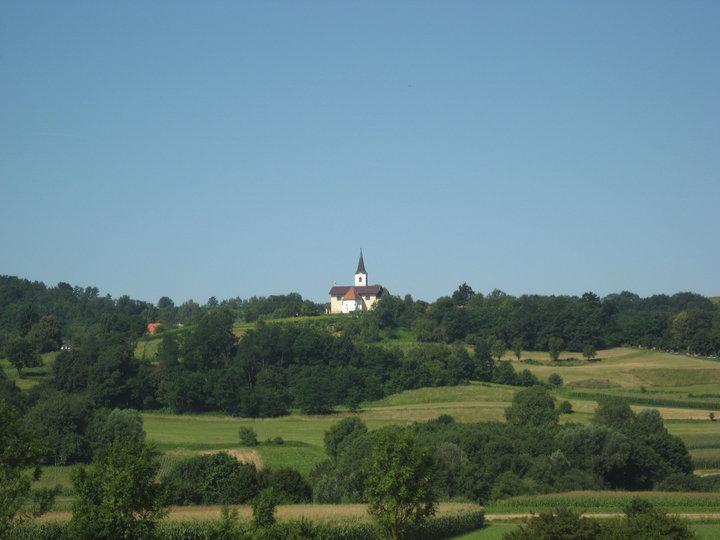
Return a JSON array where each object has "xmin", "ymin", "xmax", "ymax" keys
[
  {"xmin": 40, "ymin": 501, "xmax": 480, "ymax": 522},
  {"xmin": 508, "ymin": 348, "xmax": 720, "ymax": 388},
  {"xmin": 484, "ymin": 491, "xmax": 720, "ymax": 514}
]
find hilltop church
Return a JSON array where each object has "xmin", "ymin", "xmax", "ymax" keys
[{"xmin": 328, "ymin": 251, "xmax": 387, "ymax": 314}]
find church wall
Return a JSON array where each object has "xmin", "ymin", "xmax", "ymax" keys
[{"xmin": 330, "ymin": 295, "xmax": 344, "ymax": 314}]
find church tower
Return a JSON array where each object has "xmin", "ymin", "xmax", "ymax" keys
[{"xmin": 354, "ymin": 250, "xmax": 367, "ymax": 286}]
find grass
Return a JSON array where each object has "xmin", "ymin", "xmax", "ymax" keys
[
  {"xmin": 0, "ymin": 351, "xmax": 57, "ymax": 390},
  {"xmin": 452, "ymin": 524, "xmax": 519, "ymax": 539},
  {"xmin": 451, "ymin": 521, "xmax": 720, "ymax": 539},
  {"xmin": 484, "ymin": 491, "xmax": 720, "ymax": 514}
]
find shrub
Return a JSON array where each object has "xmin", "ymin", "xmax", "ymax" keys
[
  {"xmin": 558, "ymin": 400, "xmax": 573, "ymax": 414},
  {"xmin": 262, "ymin": 467, "xmax": 312, "ymax": 503},
  {"xmin": 252, "ymin": 489, "xmax": 277, "ymax": 528},
  {"xmin": 324, "ymin": 417, "xmax": 368, "ymax": 460},
  {"xmin": 505, "ymin": 386, "xmax": 559, "ymax": 427},
  {"xmin": 239, "ymin": 426, "xmax": 258, "ymax": 447},
  {"xmin": 162, "ymin": 453, "xmax": 259, "ymax": 505},
  {"xmin": 87, "ymin": 408, "xmax": 145, "ymax": 457},
  {"xmin": 67, "ymin": 441, "xmax": 167, "ymax": 539},
  {"xmin": 548, "ymin": 373, "xmax": 563, "ymax": 387},
  {"xmin": 504, "ymin": 507, "xmax": 604, "ymax": 539},
  {"xmin": 365, "ymin": 426, "xmax": 436, "ymax": 540}
]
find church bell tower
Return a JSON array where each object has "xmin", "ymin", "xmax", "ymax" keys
[{"xmin": 354, "ymin": 250, "xmax": 367, "ymax": 286}]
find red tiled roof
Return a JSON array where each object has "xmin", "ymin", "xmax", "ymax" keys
[{"xmin": 344, "ymin": 287, "xmax": 358, "ymax": 300}]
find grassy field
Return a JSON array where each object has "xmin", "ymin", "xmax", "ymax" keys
[
  {"xmin": 453, "ymin": 523, "xmax": 720, "ymax": 540},
  {"xmin": 484, "ymin": 491, "xmax": 720, "ymax": 514},
  {"xmin": 0, "ymin": 351, "xmax": 57, "ymax": 390}
]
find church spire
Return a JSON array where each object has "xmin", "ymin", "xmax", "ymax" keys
[
  {"xmin": 354, "ymin": 250, "xmax": 367, "ymax": 286},
  {"xmin": 356, "ymin": 249, "xmax": 367, "ymax": 274}
]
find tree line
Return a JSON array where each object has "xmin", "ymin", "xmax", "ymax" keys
[{"xmin": 371, "ymin": 285, "xmax": 720, "ymax": 356}]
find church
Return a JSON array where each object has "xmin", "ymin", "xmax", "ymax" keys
[{"xmin": 328, "ymin": 251, "xmax": 387, "ymax": 314}]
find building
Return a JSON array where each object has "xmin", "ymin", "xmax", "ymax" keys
[
  {"xmin": 147, "ymin": 322, "xmax": 163, "ymax": 334},
  {"xmin": 328, "ymin": 251, "xmax": 387, "ymax": 314}
]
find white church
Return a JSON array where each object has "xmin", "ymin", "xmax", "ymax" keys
[{"xmin": 328, "ymin": 251, "xmax": 387, "ymax": 314}]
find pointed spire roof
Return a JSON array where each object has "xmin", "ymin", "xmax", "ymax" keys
[{"xmin": 355, "ymin": 250, "xmax": 367, "ymax": 274}]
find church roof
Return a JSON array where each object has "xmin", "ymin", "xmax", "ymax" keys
[
  {"xmin": 355, "ymin": 250, "xmax": 367, "ymax": 274},
  {"xmin": 343, "ymin": 287, "xmax": 358, "ymax": 300},
  {"xmin": 330, "ymin": 284, "xmax": 383, "ymax": 296}
]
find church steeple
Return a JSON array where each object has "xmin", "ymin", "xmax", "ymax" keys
[
  {"xmin": 354, "ymin": 250, "xmax": 368, "ymax": 286},
  {"xmin": 356, "ymin": 250, "xmax": 366, "ymax": 274}
]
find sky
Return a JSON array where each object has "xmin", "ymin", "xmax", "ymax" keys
[{"xmin": 1, "ymin": 1, "xmax": 719, "ymax": 305}]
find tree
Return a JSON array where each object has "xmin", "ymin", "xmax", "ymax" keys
[
  {"xmin": 24, "ymin": 392, "xmax": 94, "ymax": 465},
  {"xmin": 252, "ymin": 488, "xmax": 277, "ymax": 528},
  {"xmin": 324, "ymin": 417, "xmax": 368, "ymax": 460},
  {"xmin": 0, "ymin": 399, "xmax": 55, "ymax": 536},
  {"xmin": 263, "ymin": 467, "xmax": 312, "ymax": 503},
  {"xmin": 67, "ymin": 440, "xmax": 166, "ymax": 539},
  {"xmin": 592, "ymin": 397, "xmax": 635, "ymax": 429},
  {"xmin": 582, "ymin": 344, "xmax": 597, "ymax": 361},
  {"xmin": 491, "ymin": 339, "xmax": 507, "ymax": 361},
  {"xmin": 27, "ymin": 315, "xmax": 62, "ymax": 353},
  {"xmin": 548, "ymin": 337, "xmax": 564, "ymax": 362},
  {"xmin": 548, "ymin": 373, "xmax": 563, "ymax": 387},
  {"xmin": 505, "ymin": 386, "xmax": 559, "ymax": 428},
  {"xmin": 365, "ymin": 427, "xmax": 436, "ymax": 540},
  {"xmin": 239, "ymin": 426, "xmax": 258, "ymax": 446},
  {"xmin": 4, "ymin": 335, "xmax": 40, "ymax": 377},
  {"xmin": 87, "ymin": 409, "xmax": 145, "ymax": 457},
  {"xmin": 621, "ymin": 498, "xmax": 694, "ymax": 540},
  {"xmin": 474, "ymin": 341, "xmax": 495, "ymax": 382},
  {"xmin": 451, "ymin": 283, "xmax": 474, "ymax": 305},
  {"xmin": 511, "ymin": 338, "xmax": 523, "ymax": 361}
]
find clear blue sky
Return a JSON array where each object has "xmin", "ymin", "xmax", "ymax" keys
[{"xmin": 2, "ymin": 1, "xmax": 718, "ymax": 304}]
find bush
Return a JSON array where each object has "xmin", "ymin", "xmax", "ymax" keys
[
  {"xmin": 504, "ymin": 507, "xmax": 603, "ymax": 539},
  {"xmin": 67, "ymin": 441, "xmax": 166, "ymax": 540},
  {"xmin": 324, "ymin": 417, "xmax": 368, "ymax": 460},
  {"xmin": 558, "ymin": 400, "xmax": 573, "ymax": 414},
  {"xmin": 252, "ymin": 489, "xmax": 277, "ymax": 528},
  {"xmin": 239, "ymin": 426, "xmax": 258, "ymax": 447},
  {"xmin": 162, "ymin": 453, "xmax": 259, "ymax": 505},
  {"xmin": 261, "ymin": 467, "xmax": 312, "ymax": 503},
  {"xmin": 548, "ymin": 373, "xmax": 563, "ymax": 387},
  {"xmin": 87, "ymin": 408, "xmax": 145, "ymax": 457}
]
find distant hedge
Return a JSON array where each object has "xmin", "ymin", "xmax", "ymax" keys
[{"xmin": 12, "ymin": 511, "xmax": 485, "ymax": 540}]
